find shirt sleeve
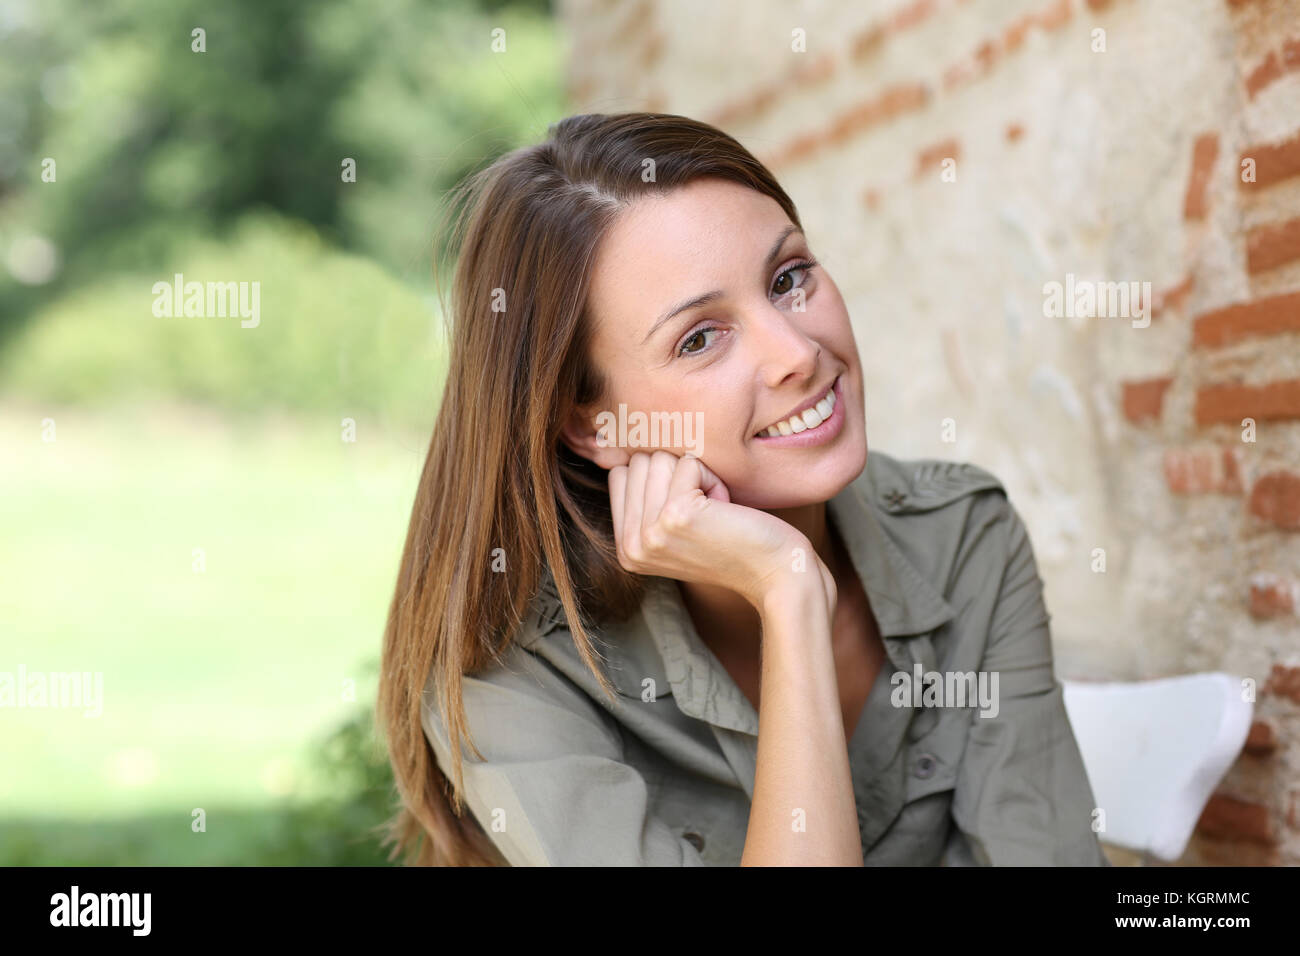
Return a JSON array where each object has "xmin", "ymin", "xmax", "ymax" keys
[
  {"xmin": 421, "ymin": 641, "xmax": 709, "ymax": 866},
  {"xmin": 946, "ymin": 493, "xmax": 1112, "ymax": 866}
]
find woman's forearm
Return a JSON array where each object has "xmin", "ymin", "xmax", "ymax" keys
[{"xmin": 740, "ymin": 576, "xmax": 863, "ymax": 866}]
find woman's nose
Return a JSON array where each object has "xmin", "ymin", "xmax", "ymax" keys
[{"xmin": 750, "ymin": 304, "xmax": 820, "ymax": 387}]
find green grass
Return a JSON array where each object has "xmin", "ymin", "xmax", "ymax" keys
[
  {"xmin": 0, "ymin": 704, "xmax": 398, "ymax": 865},
  {"xmin": 0, "ymin": 400, "xmax": 427, "ymax": 862}
]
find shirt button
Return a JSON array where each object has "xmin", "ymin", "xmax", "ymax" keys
[
  {"xmin": 683, "ymin": 831, "xmax": 706, "ymax": 853},
  {"xmin": 913, "ymin": 753, "xmax": 937, "ymax": 779},
  {"xmin": 883, "ymin": 488, "xmax": 907, "ymax": 510}
]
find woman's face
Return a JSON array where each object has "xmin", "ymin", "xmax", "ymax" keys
[{"xmin": 561, "ymin": 177, "xmax": 868, "ymax": 510}]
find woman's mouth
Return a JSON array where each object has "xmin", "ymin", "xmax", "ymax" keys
[{"xmin": 752, "ymin": 375, "xmax": 845, "ymax": 448}]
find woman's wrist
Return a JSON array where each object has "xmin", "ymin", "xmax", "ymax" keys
[{"xmin": 758, "ymin": 566, "xmax": 831, "ymax": 622}]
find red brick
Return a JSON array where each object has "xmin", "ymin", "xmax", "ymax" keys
[
  {"xmin": 1243, "ymin": 37, "xmax": 1300, "ymax": 99},
  {"xmin": 850, "ymin": 0, "xmax": 936, "ymax": 63},
  {"xmin": 1163, "ymin": 445, "xmax": 1245, "ymax": 495},
  {"xmin": 826, "ymin": 83, "xmax": 929, "ymax": 148},
  {"xmin": 752, "ymin": 87, "xmax": 779, "ymax": 115},
  {"xmin": 1193, "ymin": 291, "xmax": 1300, "ymax": 347},
  {"xmin": 890, "ymin": 0, "xmax": 937, "ymax": 32},
  {"xmin": 1222, "ymin": 444, "xmax": 1245, "ymax": 493},
  {"xmin": 1240, "ymin": 130, "xmax": 1300, "ymax": 188},
  {"xmin": 1122, "ymin": 377, "xmax": 1173, "ymax": 424},
  {"xmin": 708, "ymin": 84, "xmax": 780, "ymax": 128},
  {"xmin": 945, "ymin": 38, "xmax": 1004, "ymax": 91},
  {"xmin": 850, "ymin": 25, "xmax": 887, "ymax": 62},
  {"xmin": 1003, "ymin": 16, "xmax": 1033, "ymax": 54},
  {"xmin": 943, "ymin": 61, "xmax": 975, "ymax": 90},
  {"xmin": 1152, "ymin": 274, "xmax": 1194, "ymax": 318},
  {"xmin": 1284, "ymin": 36, "xmax": 1300, "ymax": 69},
  {"xmin": 1246, "ymin": 51, "xmax": 1283, "ymax": 98},
  {"xmin": 1249, "ymin": 469, "xmax": 1300, "ymax": 530},
  {"xmin": 1165, "ymin": 448, "xmax": 1215, "ymax": 494},
  {"xmin": 1197, "ymin": 381, "xmax": 1300, "ymax": 427},
  {"xmin": 1184, "ymin": 133, "xmax": 1220, "ymax": 220},
  {"xmin": 792, "ymin": 52, "xmax": 835, "ymax": 87},
  {"xmin": 879, "ymin": 82, "xmax": 931, "ymax": 117},
  {"xmin": 1246, "ymin": 215, "xmax": 1300, "ymax": 273},
  {"xmin": 1037, "ymin": 0, "xmax": 1073, "ymax": 31},
  {"xmin": 1243, "ymin": 718, "xmax": 1279, "ymax": 755},
  {"xmin": 1250, "ymin": 575, "xmax": 1297, "ymax": 618},
  {"xmin": 916, "ymin": 137, "xmax": 961, "ymax": 178},
  {"xmin": 1196, "ymin": 793, "xmax": 1277, "ymax": 845},
  {"xmin": 1264, "ymin": 663, "xmax": 1300, "ymax": 704},
  {"xmin": 1192, "ymin": 839, "xmax": 1280, "ymax": 866}
]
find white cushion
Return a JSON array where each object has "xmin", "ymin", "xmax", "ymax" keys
[{"xmin": 1062, "ymin": 673, "xmax": 1254, "ymax": 861}]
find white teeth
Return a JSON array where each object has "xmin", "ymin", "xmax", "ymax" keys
[{"xmin": 757, "ymin": 382, "xmax": 837, "ymax": 437}]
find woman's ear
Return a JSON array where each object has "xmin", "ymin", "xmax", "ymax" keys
[{"xmin": 559, "ymin": 402, "xmax": 631, "ymax": 470}]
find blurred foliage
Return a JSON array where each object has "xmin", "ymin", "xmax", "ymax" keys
[
  {"xmin": 0, "ymin": 0, "xmax": 563, "ymax": 864},
  {"xmin": 0, "ymin": 0, "xmax": 564, "ymax": 340},
  {"xmin": 0, "ymin": 210, "xmax": 450, "ymax": 431},
  {"xmin": 263, "ymin": 691, "xmax": 399, "ymax": 866}
]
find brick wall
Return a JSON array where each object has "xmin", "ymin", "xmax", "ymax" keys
[{"xmin": 557, "ymin": 0, "xmax": 1300, "ymax": 865}]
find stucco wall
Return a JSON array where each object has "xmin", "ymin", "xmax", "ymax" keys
[{"xmin": 557, "ymin": 0, "xmax": 1300, "ymax": 865}]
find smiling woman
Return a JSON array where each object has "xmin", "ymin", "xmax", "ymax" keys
[{"xmin": 376, "ymin": 111, "xmax": 1109, "ymax": 867}]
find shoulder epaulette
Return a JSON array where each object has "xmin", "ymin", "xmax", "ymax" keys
[{"xmin": 869, "ymin": 454, "xmax": 1006, "ymax": 514}]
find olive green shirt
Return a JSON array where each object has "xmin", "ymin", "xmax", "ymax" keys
[{"xmin": 421, "ymin": 450, "xmax": 1110, "ymax": 866}]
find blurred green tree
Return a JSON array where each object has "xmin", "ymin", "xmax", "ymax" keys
[{"xmin": 0, "ymin": 0, "xmax": 562, "ymax": 339}]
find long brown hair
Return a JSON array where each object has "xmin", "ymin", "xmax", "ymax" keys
[{"xmin": 376, "ymin": 111, "xmax": 803, "ymax": 865}]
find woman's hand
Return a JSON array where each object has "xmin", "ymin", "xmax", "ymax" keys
[{"xmin": 607, "ymin": 450, "xmax": 835, "ymax": 613}]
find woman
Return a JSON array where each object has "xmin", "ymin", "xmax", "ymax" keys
[{"xmin": 377, "ymin": 111, "xmax": 1109, "ymax": 867}]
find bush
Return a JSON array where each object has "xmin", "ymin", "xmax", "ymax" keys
[
  {"xmin": 256, "ymin": 690, "xmax": 399, "ymax": 866},
  {"xmin": 0, "ymin": 211, "xmax": 449, "ymax": 433}
]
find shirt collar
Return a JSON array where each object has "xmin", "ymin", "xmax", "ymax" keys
[{"xmin": 634, "ymin": 459, "xmax": 957, "ymax": 736}]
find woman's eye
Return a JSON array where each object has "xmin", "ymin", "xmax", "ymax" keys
[
  {"xmin": 772, "ymin": 260, "xmax": 816, "ymax": 297},
  {"xmin": 678, "ymin": 327, "xmax": 719, "ymax": 356},
  {"xmin": 676, "ymin": 260, "xmax": 818, "ymax": 358}
]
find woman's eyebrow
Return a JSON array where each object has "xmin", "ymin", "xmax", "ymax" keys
[{"xmin": 639, "ymin": 224, "xmax": 803, "ymax": 345}]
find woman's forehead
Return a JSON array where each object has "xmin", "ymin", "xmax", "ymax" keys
[{"xmin": 588, "ymin": 184, "xmax": 795, "ymax": 334}]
